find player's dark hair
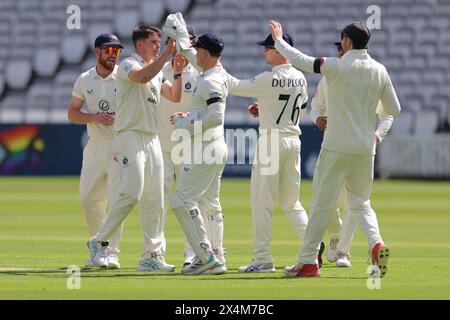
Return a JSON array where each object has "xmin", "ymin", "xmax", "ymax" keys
[
  {"xmin": 132, "ymin": 25, "xmax": 161, "ymax": 48},
  {"xmin": 353, "ymin": 42, "xmax": 368, "ymax": 50}
]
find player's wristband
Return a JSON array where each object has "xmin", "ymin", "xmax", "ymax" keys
[{"xmin": 174, "ymin": 73, "xmax": 182, "ymax": 79}]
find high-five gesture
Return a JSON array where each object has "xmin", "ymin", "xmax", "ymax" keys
[{"xmin": 269, "ymin": 20, "xmax": 283, "ymax": 41}]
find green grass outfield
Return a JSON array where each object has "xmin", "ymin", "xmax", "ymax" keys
[{"xmin": 0, "ymin": 177, "xmax": 449, "ymax": 300}]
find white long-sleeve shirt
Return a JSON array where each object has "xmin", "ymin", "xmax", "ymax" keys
[
  {"xmin": 275, "ymin": 38, "xmax": 401, "ymax": 155},
  {"xmin": 175, "ymin": 65, "xmax": 228, "ymax": 142},
  {"xmin": 228, "ymin": 64, "xmax": 308, "ymax": 136},
  {"xmin": 311, "ymin": 77, "xmax": 394, "ymax": 145}
]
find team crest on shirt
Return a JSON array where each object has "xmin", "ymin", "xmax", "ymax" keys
[
  {"xmin": 122, "ymin": 156, "xmax": 129, "ymax": 167},
  {"xmin": 185, "ymin": 82, "xmax": 192, "ymax": 90},
  {"xmin": 98, "ymin": 100, "xmax": 110, "ymax": 111}
]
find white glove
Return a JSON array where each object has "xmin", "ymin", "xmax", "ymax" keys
[
  {"xmin": 162, "ymin": 14, "xmax": 178, "ymax": 40},
  {"xmin": 163, "ymin": 12, "xmax": 191, "ymax": 51}
]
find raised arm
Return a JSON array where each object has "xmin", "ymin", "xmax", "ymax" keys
[
  {"xmin": 180, "ymin": 47, "xmax": 201, "ymax": 72},
  {"xmin": 160, "ymin": 54, "xmax": 185, "ymax": 102},
  {"xmin": 269, "ymin": 20, "xmax": 341, "ymax": 78},
  {"xmin": 128, "ymin": 39, "xmax": 175, "ymax": 84}
]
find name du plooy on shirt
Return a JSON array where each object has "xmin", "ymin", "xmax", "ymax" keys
[{"xmin": 271, "ymin": 78, "xmax": 305, "ymax": 88}]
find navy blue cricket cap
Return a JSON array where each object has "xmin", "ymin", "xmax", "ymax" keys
[
  {"xmin": 341, "ymin": 22, "xmax": 371, "ymax": 48},
  {"xmin": 192, "ymin": 33, "xmax": 224, "ymax": 55},
  {"xmin": 257, "ymin": 32, "xmax": 294, "ymax": 48},
  {"xmin": 94, "ymin": 33, "xmax": 124, "ymax": 48}
]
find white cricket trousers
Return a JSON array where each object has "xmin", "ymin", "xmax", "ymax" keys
[
  {"xmin": 170, "ymin": 140, "xmax": 227, "ymax": 264},
  {"xmin": 162, "ymin": 151, "xmax": 193, "ymax": 253},
  {"xmin": 94, "ymin": 131, "xmax": 165, "ymax": 261},
  {"xmin": 79, "ymin": 139, "xmax": 123, "ymax": 253},
  {"xmin": 327, "ymin": 189, "xmax": 357, "ymax": 253},
  {"xmin": 299, "ymin": 149, "xmax": 382, "ymax": 264},
  {"xmin": 251, "ymin": 133, "xmax": 308, "ymax": 263},
  {"xmin": 336, "ymin": 205, "xmax": 357, "ymax": 254}
]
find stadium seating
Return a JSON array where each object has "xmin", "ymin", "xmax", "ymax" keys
[
  {"xmin": 0, "ymin": 93, "xmax": 26, "ymax": 123},
  {"xmin": 5, "ymin": 59, "xmax": 32, "ymax": 89},
  {"xmin": 0, "ymin": 75, "xmax": 4, "ymax": 97},
  {"xmin": 0, "ymin": 0, "xmax": 448, "ymax": 136},
  {"xmin": 389, "ymin": 111, "xmax": 414, "ymax": 136},
  {"xmin": 62, "ymin": 33, "xmax": 87, "ymax": 64}
]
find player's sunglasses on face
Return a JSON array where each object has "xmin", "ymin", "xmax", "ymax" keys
[
  {"xmin": 264, "ymin": 46, "xmax": 275, "ymax": 50},
  {"xmin": 101, "ymin": 46, "xmax": 121, "ymax": 55}
]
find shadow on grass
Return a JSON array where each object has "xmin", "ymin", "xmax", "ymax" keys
[{"xmin": 0, "ymin": 266, "xmax": 366, "ymax": 280}]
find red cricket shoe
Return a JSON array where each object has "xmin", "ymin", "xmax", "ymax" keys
[
  {"xmin": 371, "ymin": 242, "xmax": 390, "ymax": 278},
  {"xmin": 283, "ymin": 263, "xmax": 320, "ymax": 277}
]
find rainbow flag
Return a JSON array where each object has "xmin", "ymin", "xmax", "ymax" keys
[{"xmin": 0, "ymin": 125, "xmax": 44, "ymax": 174}]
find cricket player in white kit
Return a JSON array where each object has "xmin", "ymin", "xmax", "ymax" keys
[
  {"xmin": 87, "ymin": 26, "xmax": 183, "ymax": 271},
  {"xmin": 270, "ymin": 21, "xmax": 401, "ymax": 278},
  {"xmin": 158, "ymin": 26, "xmax": 200, "ymax": 266},
  {"xmin": 311, "ymin": 41, "xmax": 394, "ymax": 267},
  {"xmin": 163, "ymin": 15, "xmax": 229, "ymax": 275},
  {"xmin": 226, "ymin": 32, "xmax": 309, "ymax": 273},
  {"xmin": 68, "ymin": 34, "xmax": 124, "ymax": 269}
]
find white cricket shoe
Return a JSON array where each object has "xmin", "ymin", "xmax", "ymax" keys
[
  {"xmin": 203, "ymin": 248, "xmax": 227, "ymax": 274},
  {"xmin": 137, "ymin": 256, "xmax": 175, "ymax": 272},
  {"xmin": 182, "ymin": 253, "xmax": 219, "ymax": 276},
  {"xmin": 335, "ymin": 251, "xmax": 352, "ymax": 267},
  {"xmin": 238, "ymin": 259, "xmax": 276, "ymax": 273},
  {"xmin": 87, "ymin": 238, "xmax": 109, "ymax": 268},
  {"xmin": 327, "ymin": 238, "xmax": 339, "ymax": 262},
  {"xmin": 203, "ymin": 262, "xmax": 227, "ymax": 275},
  {"xmin": 107, "ymin": 252, "xmax": 121, "ymax": 269},
  {"xmin": 183, "ymin": 249, "xmax": 196, "ymax": 268}
]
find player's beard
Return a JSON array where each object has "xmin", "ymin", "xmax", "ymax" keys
[{"xmin": 98, "ymin": 55, "xmax": 116, "ymax": 71}]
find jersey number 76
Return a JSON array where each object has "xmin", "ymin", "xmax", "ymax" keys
[{"xmin": 276, "ymin": 94, "xmax": 307, "ymax": 125}]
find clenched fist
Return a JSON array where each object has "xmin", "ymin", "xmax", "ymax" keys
[{"xmin": 248, "ymin": 102, "xmax": 259, "ymax": 118}]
